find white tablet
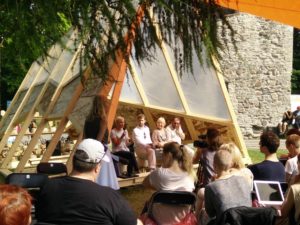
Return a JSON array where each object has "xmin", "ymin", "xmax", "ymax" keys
[{"xmin": 253, "ymin": 180, "xmax": 284, "ymax": 206}]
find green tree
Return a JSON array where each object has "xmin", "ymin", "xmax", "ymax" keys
[{"xmin": 0, "ymin": 0, "xmax": 232, "ymax": 109}]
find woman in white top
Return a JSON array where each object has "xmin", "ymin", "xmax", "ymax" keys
[
  {"xmin": 143, "ymin": 142, "xmax": 195, "ymax": 224},
  {"xmin": 111, "ymin": 116, "xmax": 139, "ymax": 177}
]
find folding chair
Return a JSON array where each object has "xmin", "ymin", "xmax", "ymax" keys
[
  {"xmin": 142, "ymin": 191, "xmax": 197, "ymax": 225},
  {"xmin": 37, "ymin": 162, "xmax": 68, "ymax": 177}
]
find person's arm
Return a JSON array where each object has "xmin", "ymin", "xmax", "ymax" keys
[
  {"xmin": 176, "ymin": 126, "xmax": 185, "ymax": 140},
  {"xmin": 152, "ymin": 130, "xmax": 162, "ymax": 148},
  {"xmin": 193, "ymin": 147, "xmax": 203, "ymax": 164},
  {"xmin": 142, "ymin": 174, "xmax": 156, "ymax": 190},
  {"xmin": 280, "ymin": 187, "xmax": 295, "ymax": 218}
]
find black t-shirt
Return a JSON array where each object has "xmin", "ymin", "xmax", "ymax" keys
[
  {"xmin": 248, "ymin": 160, "xmax": 285, "ymax": 182},
  {"xmin": 36, "ymin": 176, "xmax": 137, "ymax": 225}
]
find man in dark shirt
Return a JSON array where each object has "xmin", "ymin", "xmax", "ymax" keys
[
  {"xmin": 248, "ymin": 131, "xmax": 285, "ymax": 182},
  {"xmin": 35, "ymin": 139, "xmax": 138, "ymax": 225}
]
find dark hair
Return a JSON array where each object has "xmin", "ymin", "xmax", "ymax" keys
[
  {"xmin": 0, "ymin": 185, "xmax": 32, "ymax": 225},
  {"xmin": 260, "ymin": 131, "xmax": 280, "ymax": 153},
  {"xmin": 206, "ymin": 128, "xmax": 222, "ymax": 151},
  {"xmin": 286, "ymin": 128, "xmax": 300, "ymax": 137},
  {"xmin": 163, "ymin": 142, "xmax": 193, "ymax": 175},
  {"xmin": 73, "ymin": 150, "xmax": 98, "ymax": 172}
]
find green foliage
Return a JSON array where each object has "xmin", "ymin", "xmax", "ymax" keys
[{"xmin": 292, "ymin": 69, "xmax": 300, "ymax": 94}]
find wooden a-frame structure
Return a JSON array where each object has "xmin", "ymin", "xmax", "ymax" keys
[{"xmin": 2, "ymin": 0, "xmax": 298, "ymax": 174}]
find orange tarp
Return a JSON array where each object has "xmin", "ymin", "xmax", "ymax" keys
[{"xmin": 216, "ymin": 0, "xmax": 300, "ymax": 28}]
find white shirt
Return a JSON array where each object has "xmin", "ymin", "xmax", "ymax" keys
[
  {"xmin": 166, "ymin": 124, "xmax": 185, "ymax": 144},
  {"xmin": 285, "ymin": 156, "xmax": 299, "ymax": 175},
  {"xmin": 132, "ymin": 125, "xmax": 152, "ymax": 146},
  {"xmin": 149, "ymin": 167, "xmax": 194, "ymax": 192},
  {"xmin": 110, "ymin": 128, "xmax": 129, "ymax": 152}
]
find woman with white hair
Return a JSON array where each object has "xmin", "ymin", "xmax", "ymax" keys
[{"xmin": 152, "ymin": 117, "xmax": 170, "ymax": 163}]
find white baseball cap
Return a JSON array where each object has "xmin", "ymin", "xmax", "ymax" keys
[{"xmin": 75, "ymin": 139, "xmax": 107, "ymax": 163}]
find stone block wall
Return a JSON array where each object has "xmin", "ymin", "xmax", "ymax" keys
[{"xmin": 217, "ymin": 13, "xmax": 293, "ymax": 139}]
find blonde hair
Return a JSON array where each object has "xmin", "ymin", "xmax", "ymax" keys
[
  {"xmin": 219, "ymin": 142, "xmax": 245, "ymax": 169},
  {"xmin": 156, "ymin": 117, "xmax": 166, "ymax": 126},
  {"xmin": 286, "ymin": 134, "xmax": 300, "ymax": 149}
]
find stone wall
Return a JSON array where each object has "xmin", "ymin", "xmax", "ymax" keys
[{"xmin": 217, "ymin": 13, "xmax": 294, "ymax": 139}]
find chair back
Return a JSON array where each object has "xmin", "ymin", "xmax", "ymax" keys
[
  {"xmin": 147, "ymin": 190, "xmax": 196, "ymax": 223},
  {"xmin": 37, "ymin": 162, "xmax": 68, "ymax": 176},
  {"xmin": 5, "ymin": 173, "xmax": 48, "ymax": 189}
]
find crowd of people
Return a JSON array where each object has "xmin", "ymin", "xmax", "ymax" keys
[{"xmin": 3, "ymin": 99, "xmax": 300, "ymax": 224}]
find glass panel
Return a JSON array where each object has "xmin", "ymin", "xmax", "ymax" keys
[
  {"xmin": 119, "ymin": 70, "xmax": 143, "ymax": 104},
  {"xmin": 165, "ymin": 43, "xmax": 230, "ymax": 119},
  {"xmin": 131, "ymin": 48, "xmax": 184, "ymax": 111}
]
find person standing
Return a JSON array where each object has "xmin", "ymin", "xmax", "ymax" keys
[
  {"xmin": 35, "ymin": 139, "xmax": 138, "ymax": 225},
  {"xmin": 132, "ymin": 114, "xmax": 156, "ymax": 171},
  {"xmin": 111, "ymin": 116, "xmax": 139, "ymax": 177}
]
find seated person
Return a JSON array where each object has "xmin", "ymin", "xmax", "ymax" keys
[
  {"xmin": 152, "ymin": 117, "xmax": 170, "ymax": 162},
  {"xmin": 220, "ymin": 142, "xmax": 254, "ymax": 188},
  {"xmin": 166, "ymin": 117, "xmax": 185, "ymax": 144},
  {"xmin": 143, "ymin": 142, "xmax": 195, "ymax": 224},
  {"xmin": 293, "ymin": 106, "xmax": 300, "ymax": 129},
  {"xmin": 35, "ymin": 139, "xmax": 137, "ymax": 225},
  {"xmin": 204, "ymin": 150, "xmax": 252, "ymax": 224},
  {"xmin": 132, "ymin": 114, "xmax": 156, "ymax": 171},
  {"xmin": 277, "ymin": 154, "xmax": 300, "ymax": 225},
  {"xmin": 278, "ymin": 110, "xmax": 293, "ymax": 134},
  {"xmin": 110, "ymin": 116, "xmax": 139, "ymax": 177},
  {"xmin": 0, "ymin": 184, "xmax": 32, "ymax": 225},
  {"xmin": 248, "ymin": 131, "xmax": 285, "ymax": 182},
  {"xmin": 284, "ymin": 134, "xmax": 300, "ymax": 185}
]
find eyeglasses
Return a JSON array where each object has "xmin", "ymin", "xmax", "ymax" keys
[{"xmin": 144, "ymin": 132, "xmax": 146, "ymax": 139}]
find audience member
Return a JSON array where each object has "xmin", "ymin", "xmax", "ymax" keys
[
  {"xmin": 278, "ymin": 110, "xmax": 293, "ymax": 135},
  {"xmin": 219, "ymin": 142, "xmax": 253, "ymax": 189},
  {"xmin": 152, "ymin": 117, "xmax": 170, "ymax": 162},
  {"xmin": 35, "ymin": 139, "xmax": 137, "ymax": 225},
  {"xmin": 193, "ymin": 128, "xmax": 222, "ymax": 187},
  {"xmin": 166, "ymin": 117, "xmax": 185, "ymax": 144},
  {"xmin": 285, "ymin": 134, "xmax": 300, "ymax": 185},
  {"xmin": 277, "ymin": 154, "xmax": 300, "ymax": 225},
  {"xmin": 293, "ymin": 106, "xmax": 300, "ymax": 129},
  {"xmin": 132, "ymin": 114, "xmax": 156, "ymax": 171},
  {"xmin": 204, "ymin": 150, "xmax": 252, "ymax": 224},
  {"xmin": 83, "ymin": 95, "xmax": 119, "ymax": 189},
  {"xmin": 111, "ymin": 116, "xmax": 139, "ymax": 177},
  {"xmin": 0, "ymin": 184, "xmax": 32, "ymax": 225},
  {"xmin": 143, "ymin": 142, "xmax": 195, "ymax": 224},
  {"xmin": 248, "ymin": 131, "xmax": 285, "ymax": 182}
]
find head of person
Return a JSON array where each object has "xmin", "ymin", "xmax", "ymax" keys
[
  {"xmin": 72, "ymin": 139, "xmax": 106, "ymax": 179},
  {"xmin": 0, "ymin": 184, "xmax": 32, "ymax": 225},
  {"xmin": 259, "ymin": 131, "xmax": 280, "ymax": 154},
  {"xmin": 171, "ymin": 117, "xmax": 181, "ymax": 129},
  {"xmin": 297, "ymin": 106, "xmax": 300, "ymax": 111},
  {"xmin": 206, "ymin": 128, "xmax": 222, "ymax": 151},
  {"xmin": 219, "ymin": 142, "xmax": 245, "ymax": 169},
  {"xmin": 156, "ymin": 117, "xmax": 166, "ymax": 130},
  {"xmin": 137, "ymin": 114, "xmax": 146, "ymax": 127},
  {"xmin": 286, "ymin": 134, "xmax": 300, "ymax": 157},
  {"xmin": 88, "ymin": 95, "xmax": 107, "ymax": 120},
  {"xmin": 286, "ymin": 128, "xmax": 300, "ymax": 137},
  {"xmin": 162, "ymin": 142, "xmax": 193, "ymax": 175},
  {"xmin": 115, "ymin": 116, "xmax": 125, "ymax": 130},
  {"xmin": 213, "ymin": 150, "xmax": 233, "ymax": 175}
]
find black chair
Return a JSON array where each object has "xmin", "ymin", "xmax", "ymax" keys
[
  {"xmin": 37, "ymin": 162, "xmax": 68, "ymax": 176},
  {"xmin": 146, "ymin": 191, "xmax": 197, "ymax": 224},
  {"xmin": 210, "ymin": 206, "xmax": 277, "ymax": 225}
]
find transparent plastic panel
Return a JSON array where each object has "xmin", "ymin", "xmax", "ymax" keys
[
  {"xmin": 34, "ymin": 44, "xmax": 64, "ymax": 86},
  {"xmin": 165, "ymin": 43, "xmax": 230, "ymax": 119},
  {"xmin": 131, "ymin": 49, "xmax": 184, "ymax": 111},
  {"xmin": 119, "ymin": 70, "xmax": 143, "ymax": 104},
  {"xmin": 50, "ymin": 31, "xmax": 79, "ymax": 85},
  {"xmin": 21, "ymin": 59, "xmax": 43, "ymax": 90}
]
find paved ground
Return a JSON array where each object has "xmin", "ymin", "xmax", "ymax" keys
[{"xmin": 244, "ymin": 139, "xmax": 287, "ymax": 150}]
